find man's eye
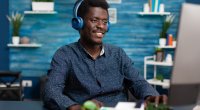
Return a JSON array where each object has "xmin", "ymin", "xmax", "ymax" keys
[
  {"xmin": 91, "ymin": 19, "xmax": 98, "ymax": 23},
  {"xmin": 103, "ymin": 20, "xmax": 108, "ymax": 24}
]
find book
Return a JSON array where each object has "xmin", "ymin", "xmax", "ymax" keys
[
  {"xmin": 150, "ymin": 0, "xmax": 161, "ymax": 12},
  {"xmin": 155, "ymin": 0, "xmax": 160, "ymax": 12},
  {"xmin": 148, "ymin": 0, "xmax": 152, "ymax": 12}
]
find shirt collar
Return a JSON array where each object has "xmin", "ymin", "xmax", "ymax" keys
[
  {"xmin": 100, "ymin": 46, "xmax": 105, "ymax": 56},
  {"xmin": 77, "ymin": 41, "xmax": 106, "ymax": 59},
  {"xmin": 82, "ymin": 45, "xmax": 105, "ymax": 58}
]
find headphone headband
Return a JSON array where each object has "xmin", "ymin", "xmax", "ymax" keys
[{"xmin": 73, "ymin": 0, "xmax": 83, "ymax": 18}]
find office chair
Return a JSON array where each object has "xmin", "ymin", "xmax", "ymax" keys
[
  {"xmin": 40, "ymin": 75, "xmax": 48, "ymax": 100},
  {"xmin": 0, "ymin": 71, "xmax": 23, "ymax": 100}
]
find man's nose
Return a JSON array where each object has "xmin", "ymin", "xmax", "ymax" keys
[{"xmin": 96, "ymin": 21, "xmax": 105, "ymax": 29}]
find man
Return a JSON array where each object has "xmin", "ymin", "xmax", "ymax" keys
[{"xmin": 43, "ymin": 0, "xmax": 166, "ymax": 110}]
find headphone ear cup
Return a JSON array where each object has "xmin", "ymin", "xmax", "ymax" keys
[
  {"xmin": 107, "ymin": 21, "xmax": 110, "ymax": 32},
  {"xmin": 72, "ymin": 16, "xmax": 84, "ymax": 30}
]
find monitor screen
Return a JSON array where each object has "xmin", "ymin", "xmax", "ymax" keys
[
  {"xmin": 169, "ymin": 3, "xmax": 200, "ymax": 106},
  {"xmin": 171, "ymin": 3, "xmax": 200, "ymax": 85}
]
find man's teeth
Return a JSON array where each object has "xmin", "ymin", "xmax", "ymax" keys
[
  {"xmin": 97, "ymin": 33, "xmax": 103, "ymax": 36},
  {"xmin": 96, "ymin": 32, "xmax": 103, "ymax": 37}
]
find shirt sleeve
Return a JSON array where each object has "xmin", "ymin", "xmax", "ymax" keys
[
  {"xmin": 43, "ymin": 47, "xmax": 77, "ymax": 110},
  {"xmin": 120, "ymin": 48, "xmax": 159, "ymax": 99}
]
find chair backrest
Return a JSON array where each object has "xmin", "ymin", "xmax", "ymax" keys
[{"xmin": 40, "ymin": 75, "xmax": 48, "ymax": 100}]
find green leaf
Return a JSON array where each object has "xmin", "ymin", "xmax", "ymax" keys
[
  {"xmin": 156, "ymin": 74, "xmax": 164, "ymax": 82},
  {"xmin": 146, "ymin": 103, "xmax": 170, "ymax": 110},
  {"xmin": 160, "ymin": 15, "xmax": 176, "ymax": 38},
  {"xmin": 7, "ymin": 12, "xmax": 24, "ymax": 36}
]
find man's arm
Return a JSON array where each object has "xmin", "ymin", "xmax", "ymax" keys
[
  {"xmin": 43, "ymin": 48, "xmax": 78, "ymax": 110},
  {"xmin": 120, "ymin": 48, "xmax": 159, "ymax": 99},
  {"xmin": 120, "ymin": 49, "xmax": 168, "ymax": 108}
]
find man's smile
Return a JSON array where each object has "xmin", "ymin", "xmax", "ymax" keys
[{"xmin": 96, "ymin": 32, "xmax": 104, "ymax": 38}]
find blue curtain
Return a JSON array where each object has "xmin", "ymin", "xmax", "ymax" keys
[{"xmin": 0, "ymin": 0, "xmax": 9, "ymax": 70}]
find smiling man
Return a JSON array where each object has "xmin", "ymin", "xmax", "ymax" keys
[{"xmin": 43, "ymin": 0, "xmax": 161, "ymax": 110}]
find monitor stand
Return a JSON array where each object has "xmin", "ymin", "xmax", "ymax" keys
[
  {"xmin": 194, "ymin": 91, "xmax": 200, "ymax": 110},
  {"xmin": 171, "ymin": 85, "xmax": 200, "ymax": 110}
]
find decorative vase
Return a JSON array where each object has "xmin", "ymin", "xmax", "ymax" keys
[
  {"xmin": 20, "ymin": 37, "xmax": 30, "ymax": 44},
  {"xmin": 12, "ymin": 36, "xmax": 20, "ymax": 45},
  {"xmin": 173, "ymin": 40, "xmax": 177, "ymax": 47},
  {"xmin": 155, "ymin": 48, "xmax": 164, "ymax": 62},
  {"xmin": 159, "ymin": 38, "xmax": 166, "ymax": 47},
  {"xmin": 165, "ymin": 54, "xmax": 172, "ymax": 63}
]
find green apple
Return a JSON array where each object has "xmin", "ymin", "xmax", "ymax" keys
[{"xmin": 83, "ymin": 101, "xmax": 98, "ymax": 110}]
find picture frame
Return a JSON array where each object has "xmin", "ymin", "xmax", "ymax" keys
[{"xmin": 108, "ymin": 8, "xmax": 117, "ymax": 24}]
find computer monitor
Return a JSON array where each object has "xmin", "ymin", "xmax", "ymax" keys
[{"xmin": 168, "ymin": 3, "xmax": 200, "ymax": 106}]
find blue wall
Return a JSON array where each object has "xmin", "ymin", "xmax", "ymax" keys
[
  {"xmin": 9, "ymin": 0, "xmax": 185, "ymax": 77},
  {"xmin": 8, "ymin": 0, "xmax": 186, "ymax": 99},
  {"xmin": 0, "ymin": 0, "xmax": 9, "ymax": 70}
]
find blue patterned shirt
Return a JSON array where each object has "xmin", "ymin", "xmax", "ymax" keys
[{"xmin": 43, "ymin": 41, "xmax": 159, "ymax": 110}]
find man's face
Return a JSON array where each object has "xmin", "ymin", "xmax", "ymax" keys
[{"xmin": 80, "ymin": 7, "xmax": 109, "ymax": 45}]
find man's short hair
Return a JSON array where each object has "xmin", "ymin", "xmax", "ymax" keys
[{"xmin": 77, "ymin": 0, "xmax": 109, "ymax": 19}]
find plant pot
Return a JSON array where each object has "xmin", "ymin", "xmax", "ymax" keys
[
  {"xmin": 159, "ymin": 38, "xmax": 166, "ymax": 47},
  {"xmin": 32, "ymin": 2, "xmax": 54, "ymax": 11},
  {"xmin": 12, "ymin": 36, "xmax": 20, "ymax": 45}
]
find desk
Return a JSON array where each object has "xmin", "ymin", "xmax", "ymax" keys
[
  {"xmin": 0, "ymin": 101, "xmax": 199, "ymax": 110},
  {"xmin": 0, "ymin": 101, "xmax": 45, "ymax": 110}
]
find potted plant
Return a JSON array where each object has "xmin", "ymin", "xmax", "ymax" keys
[
  {"xmin": 159, "ymin": 15, "xmax": 175, "ymax": 47},
  {"xmin": 7, "ymin": 12, "xmax": 24, "ymax": 45},
  {"xmin": 156, "ymin": 74, "xmax": 164, "ymax": 82},
  {"xmin": 32, "ymin": 0, "xmax": 54, "ymax": 12},
  {"xmin": 146, "ymin": 102, "xmax": 170, "ymax": 110}
]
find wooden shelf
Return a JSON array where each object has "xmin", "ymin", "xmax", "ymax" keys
[
  {"xmin": 145, "ymin": 56, "xmax": 173, "ymax": 66},
  {"xmin": 144, "ymin": 56, "xmax": 173, "ymax": 88},
  {"xmin": 24, "ymin": 11, "xmax": 57, "ymax": 14},
  {"xmin": 7, "ymin": 44, "xmax": 42, "ymax": 48},
  {"xmin": 156, "ymin": 45, "xmax": 176, "ymax": 49},
  {"xmin": 138, "ymin": 12, "xmax": 171, "ymax": 15},
  {"xmin": 147, "ymin": 79, "xmax": 170, "ymax": 88},
  {"xmin": 0, "ymin": 83, "xmax": 20, "ymax": 88},
  {"xmin": 146, "ymin": 60, "xmax": 173, "ymax": 66}
]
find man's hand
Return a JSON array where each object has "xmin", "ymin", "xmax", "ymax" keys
[
  {"xmin": 68, "ymin": 99, "xmax": 103, "ymax": 110},
  {"xmin": 144, "ymin": 95, "xmax": 168, "ymax": 108},
  {"xmin": 68, "ymin": 104, "xmax": 82, "ymax": 110},
  {"xmin": 91, "ymin": 99, "xmax": 104, "ymax": 108}
]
